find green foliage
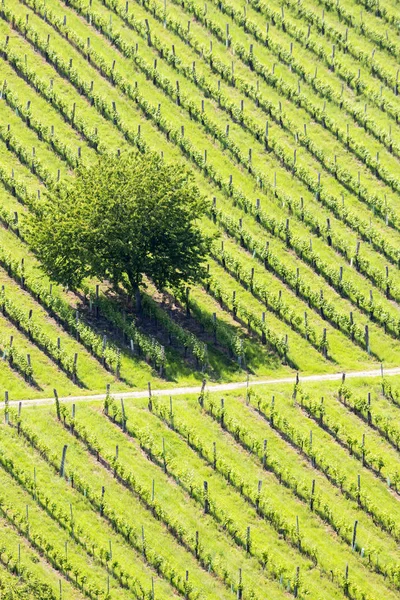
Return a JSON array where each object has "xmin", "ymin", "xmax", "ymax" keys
[{"xmin": 27, "ymin": 152, "xmax": 211, "ymax": 298}]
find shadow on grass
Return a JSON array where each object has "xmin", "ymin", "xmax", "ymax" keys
[
  {"xmin": 2, "ymin": 358, "xmax": 42, "ymax": 391},
  {"xmin": 77, "ymin": 285, "xmax": 288, "ymax": 383}
]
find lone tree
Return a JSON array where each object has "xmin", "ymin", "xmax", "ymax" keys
[{"xmin": 28, "ymin": 152, "xmax": 212, "ymax": 310}]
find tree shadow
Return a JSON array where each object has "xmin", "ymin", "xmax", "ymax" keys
[{"xmin": 82, "ymin": 284, "xmax": 288, "ymax": 382}]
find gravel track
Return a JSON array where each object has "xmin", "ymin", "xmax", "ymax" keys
[{"xmin": 8, "ymin": 365, "xmax": 400, "ymax": 407}]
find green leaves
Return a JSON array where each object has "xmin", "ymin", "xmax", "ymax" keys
[{"xmin": 27, "ymin": 152, "xmax": 211, "ymax": 304}]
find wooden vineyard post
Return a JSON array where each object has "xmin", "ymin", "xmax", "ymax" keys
[
  {"xmin": 25, "ymin": 504, "xmax": 29, "ymax": 538},
  {"xmin": 386, "ymin": 265, "xmax": 390, "ymax": 299},
  {"xmin": 104, "ymin": 384, "xmax": 110, "ymax": 416},
  {"xmin": 141, "ymin": 525, "xmax": 146, "ymax": 558},
  {"xmin": 73, "ymin": 353, "xmax": 78, "ymax": 383},
  {"xmin": 148, "ymin": 382, "xmax": 152, "ymax": 412},
  {"xmin": 284, "ymin": 335, "xmax": 288, "ymax": 365},
  {"xmin": 245, "ymin": 526, "xmax": 251, "ymax": 554},
  {"xmin": 310, "ymin": 479, "xmax": 315, "ymax": 511},
  {"xmin": 344, "ymin": 564, "xmax": 349, "ymax": 595},
  {"xmin": 293, "ymin": 372, "xmax": 299, "ymax": 402},
  {"xmin": 198, "ymin": 379, "xmax": 206, "ymax": 408},
  {"xmin": 319, "ymin": 398, "xmax": 324, "ymax": 426},
  {"xmin": 162, "ymin": 437, "xmax": 167, "ymax": 473},
  {"xmin": 237, "ymin": 568, "xmax": 243, "ymax": 599},
  {"xmin": 69, "ymin": 504, "xmax": 74, "ymax": 536},
  {"xmin": 203, "ymin": 481, "xmax": 209, "ymax": 514},
  {"xmin": 17, "ymin": 543, "xmax": 21, "ymax": 576},
  {"xmin": 326, "ymin": 218, "xmax": 332, "ymax": 247},
  {"xmin": 120, "ymin": 398, "xmax": 127, "ymax": 431},
  {"xmin": 169, "ymin": 396, "xmax": 174, "ymax": 430},
  {"xmin": 262, "ymin": 439, "xmax": 267, "ymax": 469},
  {"xmin": 195, "ymin": 530, "xmax": 199, "ymax": 558},
  {"xmin": 8, "ymin": 336, "xmax": 13, "ymax": 368},
  {"xmin": 100, "ymin": 486, "xmax": 105, "ymax": 516},
  {"xmin": 4, "ymin": 391, "xmax": 9, "ymax": 425},
  {"xmin": 60, "ymin": 445, "xmax": 67, "ymax": 478},
  {"xmin": 184, "ymin": 570, "xmax": 189, "ymax": 599},
  {"xmin": 361, "ymin": 433, "xmax": 365, "ymax": 466},
  {"xmin": 304, "ymin": 312, "xmax": 308, "ymax": 340},
  {"xmin": 350, "ymin": 311, "xmax": 355, "ymax": 342},
  {"xmin": 26, "ymin": 354, "xmax": 31, "ymax": 382},
  {"xmin": 294, "ymin": 566, "xmax": 300, "ymax": 597},
  {"xmin": 270, "ymin": 396, "xmax": 275, "ymax": 428},
  {"xmin": 54, "ymin": 389, "xmax": 60, "ymax": 421},
  {"xmin": 380, "ymin": 363, "xmax": 385, "ymax": 394},
  {"xmin": 15, "ymin": 401, "xmax": 21, "ymax": 433},
  {"xmin": 256, "ymin": 480, "xmax": 262, "ymax": 513},
  {"xmin": 322, "ymin": 328, "xmax": 328, "ymax": 358},
  {"xmin": 365, "ymin": 326, "xmax": 370, "ymax": 355},
  {"xmin": 352, "ymin": 520, "xmax": 358, "ymax": 551},
  {"xmin": 261, "ymin": 312, "xmax": 266, "ymax": 344}
]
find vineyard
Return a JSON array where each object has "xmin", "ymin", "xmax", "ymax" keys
[
  {"xmin": 2, "ymin": 374, "xmax": 400, "ymax": 599},
  {"xmin": 0, "ymin": 0, "xmax": 400, "ymax": 398},
  {"xmin": 1, "ymin": 0, "xmax": 400, "ymax": 595}
]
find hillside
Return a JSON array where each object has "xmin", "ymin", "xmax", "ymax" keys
[
  {"xmin": 1, "ymin": 0, "xmax": 400, "ymax": 399},
  {"xmin": 3, "ymin": 373, "xmax": 400, "ymax": 599},
  {"xmin": 1, "ymin": 0, "xmax": 400, "ymax": 597}
]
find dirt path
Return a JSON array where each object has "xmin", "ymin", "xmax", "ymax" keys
[{"xmin": 8, "ymin": 365, "xmax": 400, "ymax": 407}]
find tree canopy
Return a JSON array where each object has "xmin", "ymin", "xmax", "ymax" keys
[{"xmin": 28, "ymin": 152, "xmax": 212, "ymax": 307}]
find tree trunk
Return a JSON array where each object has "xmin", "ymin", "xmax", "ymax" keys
[
  {"xmin": 127, "ymin": 272, "xmax": 142, "ymax": 314},
  {"xmin": 135, "ymin": 286, "xmax": 142, "ymax": 314}
]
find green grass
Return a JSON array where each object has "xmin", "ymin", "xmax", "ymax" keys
[
  {"xmin": 1, "ymin": 373, "xmax": 400, "ymax": 598},
  {"xmin": 1, "ymin": 0, "xmax": 400, "ymax": 594}
]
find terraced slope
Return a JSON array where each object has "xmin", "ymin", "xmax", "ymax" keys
[
  {"xmin": 0, "ymin": 0, "xmax": 400, "ymax": 400},
  {"xmin": 2, "ymin": 373, "xmax": 400, "ymax": 599}
]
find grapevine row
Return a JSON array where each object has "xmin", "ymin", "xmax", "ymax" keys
[
  {"xmin": 187, "ymin": 386, "xmax": 400, "ymax": 587},
  {"xmin": 4, "ymin": 6, "xmax": 399, "ymax": 333},
  {"xmin": 0, "ymin": 446, "xmax": 149, "ymax": 599},
  {"xmin": 64, "ymin": 0, "xmax": 400, "ymax": 249},
  {"xmin": 59, "ymin": 0, "xmax": 400, "ymax": 280},
  {"xmin": 0, "ymin": 286, "xmax": 78, "ymax": 380},
  {"xmin": 151, "ymin": 392, "xmax": 400, "ymax": 592}
]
